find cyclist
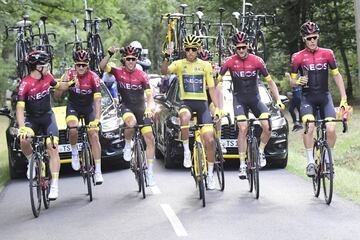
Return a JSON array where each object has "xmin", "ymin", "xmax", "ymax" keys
[
  {"xmin": 102, "ymin": 61, "xmax": 118, "ymax": 100},
  {"xmin": 285, "ymin": 72, "xmax": 303, "ymax": 131},
  {"xmin": 16, "ymin": 50, "xmax": 69, "ymax": 200},
  {"xmin": 99, "ymin": 45, "xmax": 156, "ymax": 186},
  {"xmin": 161, "ymin": 35, "xmax": 222, "ymax": 190},
  {"xmin": 129, "ymin": 41, "xmax": 152, "ymax": 72},
  {"xmin": 290, "ymin": 21, "xmax": 348, "ymax": 177},
  {"xmin": 60, "ymin": 50, "xmax": 104, "ymax": 185},
  {"xmin": 218, "ymin": 32, "xmax": 285, "ymax": 179}
]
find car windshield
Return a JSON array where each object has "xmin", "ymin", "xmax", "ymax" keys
[{"xmin": 51, "ymin": 82, "xmax": 113, "ymax": 107}]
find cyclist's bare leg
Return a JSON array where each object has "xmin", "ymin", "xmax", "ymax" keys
[
  {"xmin": 237, "ymin": 121, "xmax": 248, "ymax": 154},
  {"xmin": 47, "ymin": 143, "xmax": 60, "ymax": 173},
  {"xmin": 20, "ymin": 138, "xmax": 32, "ymax": 157},
  {"xmin": 303, "ymin": 123, "xmax": 315, "ymax": 149},
  {"xmin": 326, "ymin": 122, "xmax": 336, "ymax": 148},
  {"xmin": 143, "ymin": 131, "xmax": 155, "ymax": 164},
  {"xmin": 179, "ymin": 111, "xmax": 191, "ymax": 141},
  {"xmin": 88, "ymin": 129, "xmax": 101, "ymax": 160},
  {"xmin": 67, "ymin": 119, "xmax": 79, "ymax": 145},
  {"xmin": 202, "ymin": 130, "xmax": 215, "ymax": 163},
  {"xmin": 259, "ymin": 119, "xmax": 271, "ymax": 146},
  {"xmin": 124, "ymin": 116, "xmax": 136, "ymax": 141}
]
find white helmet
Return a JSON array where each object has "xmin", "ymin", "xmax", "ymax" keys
[{"xmin": 130, "ymin": 41, "xmax": 142, "ymax": 50}]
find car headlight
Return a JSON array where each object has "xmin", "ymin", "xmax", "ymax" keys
[
  {"xmin": 271, "ymin": 116, "xmax": 286, "ymax": 130},
  {"xmin": 101, "ymin": 107, "xmax": 122, "ymax": 132}
]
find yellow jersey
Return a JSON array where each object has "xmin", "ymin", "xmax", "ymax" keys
[{"xmin": 168, "ymin": 58, "xmax": 215, "ymax": 100}]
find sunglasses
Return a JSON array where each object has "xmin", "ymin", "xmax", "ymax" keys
[
  {"xmin": 236, "ymin": 46, "xmax": 247, "ymax": 51},
  {"xmin": 305, "ymin": 36, "xmax": 318, "ymax": 41},
  {"xmin": 76, "ymin": 63, "xmax": 88, "ymax": 68},
  {"xmin": 38, "ymin": 63, "xmax": 49, "ymax": 68},
  {"xmin": 125, "ymin": 57, "xmax": 137, "ymax": 62},
  {"xmin": 185, "ymin": 47, "xmax": 198, "ymax": 52}
]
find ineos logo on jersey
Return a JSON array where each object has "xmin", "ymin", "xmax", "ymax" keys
[
  {"xmin": 119, "ymin": 81, "xmax": 143, "ymax": 90},
  {"xmin": 303, "ymin": 63, "xmax": 328, "ymax": 71},
  {"xmin": 71, "ymin": 88, "xmax": 93, "ymax": 95},
  {"xmin": 28, "ymin": 89, "xmax": 50, "ymax": 100},
  {"xmin": 233, "ymin": 70, "xmax": 257, "ymax": 78},
  {"xmin": 184, "ymin": 77, "xmax": 203, "ymax": 84}
]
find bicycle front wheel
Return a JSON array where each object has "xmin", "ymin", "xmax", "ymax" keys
[
  {"xmin": 29, "ymin": 154, "xmax": 41, "ymax": 217},
  {"xmin": 214, "ymin": 139, "xmax": 225, "ymax": 191},
  {"xmin": 196, "ymin": 143, "xmax": 206, "ymax": 207},
  {"xmin": 246, "ymin": 145, "xmax": 253, "ymax": 193},
  {"xmin": 82, "ymin": 143, "xmax": 93, "ymax": 202},
  {"xmin": 42, "ymin": 157, "xmax": 51, "ymax": 209},
  {"xmin": 135, "ymin": 139, "xmax": 146, "ymax": 199},
  {"xmin": 312, "ymin": 143, "xmax": 321, "ymax": 197},
  {"xmin": 251, "ymin": 138, "xmax": 260, "ymax": 199},
  {"xmin": 322, "ymin": 145, "xmax": 333, "ymax": 205}
]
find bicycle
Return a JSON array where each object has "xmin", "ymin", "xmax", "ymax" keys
[
  {"xmin": 192, "ymin": 6, "xmax": 209, "ymax": 50},
  {"xmin": 120, "ymin": 124, "xmax": 151, "ymax": 199},
  {"xmin": 235, "ymin": 116, "xmax": 271, "ymax": 199},
  {"xmin": 83, "ymin": 8, "xmax": 112, "ymax": 76},
  {"xmin": 68, "ymin": 116, "xmax": 97, "ymax": 201},
  {"xmin": 213, "ymin": 114, "xmax": 231, "ymax": 191},
  {"xmin": 5, "ymin": 14, "xmax": 33, "ymax": 79},
  {"xmin": 305, "ymin": 111, "xmax": 347, "ymax": 205},
  {"xmin": 189, "ymin": 113, "xmax": 209, "ymax": 207},
  {"xmin": 27, "ymin": 134, "xmax": 54, "ymax": 217},
  {"xmin": 32, "ymin": 16, "xmax": 56, "ymax": 73}
]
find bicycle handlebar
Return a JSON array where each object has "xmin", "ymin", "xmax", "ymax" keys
[{"xmin": 304, "ymin": 119, "xmax": 348, "ymax": 134}]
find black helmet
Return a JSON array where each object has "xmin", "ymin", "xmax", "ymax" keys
[
  {"xmin": 27, "ymin": 50, "xmax": 50, "ymax": 70},
  {"xmin": 300, "ymin": 21, "xmax": 320, "ymax": 37}
]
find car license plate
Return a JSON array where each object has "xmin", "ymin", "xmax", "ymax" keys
[
  {"xmin": 58, "ymin": 143, "xmax": 83, "ymax": 153},
  {"xmin": 220, "ymin": 139, "xmax": 238, "ymax": 148}
]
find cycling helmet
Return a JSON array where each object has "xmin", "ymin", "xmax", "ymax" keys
[
  {"xmin": 232, "ymin": 32, "xmax": 248, "ymax": 45},
  {"xmin": 198, "ymin": 49, "xmax": 212, "ymax": 61},
  {"xmin": 183, "ymin": 35, "xmax": 202, "ymax": 48},
  {"xmin": 121, "ymin": 45, "xmax": 138, "ymax": 57},
  {"xmin": 27, "ymin": 51, "xmax": 50, "ymax": 68},
  {"xmin": 300, "ymin": 21, "xmax": 320, "ymax": 37},
  {"xmin": 130, "ymin": 41, "xmax": 142, "ymax": 50},
  {"xmin": 73, "ymin": 49, "xmax": 90, "ymax": 63}
]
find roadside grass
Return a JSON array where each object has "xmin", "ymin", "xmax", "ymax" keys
[
  {"xmin": 286, "ymin": 105, "xmax": 360, "ymax": 205},
  {"xmin": 0, "ymin": 118, "xmax": 10, "ymax": 192}
]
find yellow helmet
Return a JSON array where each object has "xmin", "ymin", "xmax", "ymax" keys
[{"xmin": 183, "ymin": 35, "xmax": 202, "ymax": 48}]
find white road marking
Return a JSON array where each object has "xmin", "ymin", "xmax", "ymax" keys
[
  {"xmin": 149, "ymin": 186, "xmax": 161, "ymax": 194},
  {"xmin": 160, "ymin": 204, "xmax": 188, "ymax": 237}
]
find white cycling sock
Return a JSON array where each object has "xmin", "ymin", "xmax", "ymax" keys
[
  {"xmin": 306, "ymin": 148, "xmax": 314, "ymax": 164},
  {"xmin": 183, "ymin": 140, "xmax": 190, "ymax": 153},
  {"xmin": 147, "ymin": 159, "xmax": 154, "ymax": 173},
  {"xmin": 208, "ymin": 162, "xmax": 214, "ymax": 176},
  {"xmin": 125, "ymin": 139, "xmax": 132, "ymax": 149},
  {"xmin": 95, "ymin": 159, "xmax": 101, "ymax": 173},
  {"xmin": 71, "ymin": 144, "xmax": 78, "ymax": 155}
]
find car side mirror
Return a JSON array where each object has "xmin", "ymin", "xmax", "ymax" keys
[{"xmin": 154, "ymin": 94, "xmax": 166, "ymax": 102}]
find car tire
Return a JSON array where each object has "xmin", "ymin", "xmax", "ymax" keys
[
  {"xmin": 273, "ymin": 154, "xmax": 288, "ymax": 169},
  {"xmin": 155, "ymin": 142, "xmax": 163, "ymax": 159},
  {"xmin": 164, "ymin": 140, "xmax": 177, "ymax": 169}
]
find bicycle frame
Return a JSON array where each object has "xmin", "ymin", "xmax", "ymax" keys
[{"xmin": 192, "ymin": 115, "xmax": 208, "ymax": 180}]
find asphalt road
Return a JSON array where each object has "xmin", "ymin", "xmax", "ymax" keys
[{"xmin": 1, "ymin": 160, "xmax": 360, "ymax": 240}]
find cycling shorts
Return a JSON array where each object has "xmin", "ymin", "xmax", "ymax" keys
[
  {"xmin": 233, "ymin": 93, "xmax": 268, "ymax": 118},
  {"xmin": 66, "ymin": 103, "xmax": 95, "ymax": 125},
  {"xmin": 25, "ymin": 111, "xmax": 59, "ymax": 138},
  {"xmin": 179, "ymin": 100, "xmax": 212, "ymax": 125},
  {"xmin": 300, "ymin": 92, "xmax": 336, "ymax": 121},
  {"xmin": 120, "ymin": 104, "xmax": 152, "ymax": 126}
]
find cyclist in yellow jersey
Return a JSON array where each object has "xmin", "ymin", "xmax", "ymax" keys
[{"xmin": 161, "ymin": 35, "xmax": 222, "ymax": 190}]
